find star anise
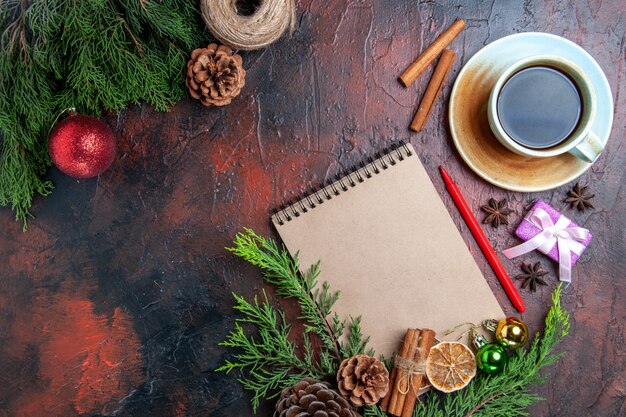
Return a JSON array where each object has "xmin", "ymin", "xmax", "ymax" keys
[
  {"xmin": 565, "ymin": 182, "xmax": 595, "ymax": 212},
  {"xmin": 515, "ymin": 262, "xmax": 549, "ymax": 292},
  {"xmin": 480, "ymin": 198, "xmax": 513, "ymax": 228}
]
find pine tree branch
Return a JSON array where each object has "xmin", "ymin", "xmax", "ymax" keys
[
  {"xmin": 0, "ymin": 0, "xmax": 210, "ymax": 228},
  {"xmin": 301, "ymin": 264, "xmax": 344, "ymax": 361},
  {"xmin": 215, "ymin": 288, "xmax": 328, "ymax": 411},
  {"xmin": 227, "ymin": 229, "xmax": 344, "ymax": 361},
  {"xmin": 120, "ymin": 17, "xmax": 143, "ymax": 58},
  {"xmin": 2, "ymin": 0, "xmax": 30, "ymax": 61},
  {"xmin": 343, "ymin": 316, "xmax": 374, "ymax": 358},
  {"xmin": 219, "ymin": 229, "xmax": 373, "ymax": 411},
  {"xmin": 464, "ymin": 392, "xmax": 502, "ymax": 417}
]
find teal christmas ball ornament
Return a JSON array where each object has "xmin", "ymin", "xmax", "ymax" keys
[{"xmin": 476, "ymin": 342, "xmax": 508, "ymax": 374}]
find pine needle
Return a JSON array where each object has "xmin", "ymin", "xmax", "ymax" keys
[
  {"xmin": 219, "ymin": 229, "xmax": 372, "ymax": 411},
  {"xmin": 0, "ymin": 0, "xmax": 211, "ymax": 229}
]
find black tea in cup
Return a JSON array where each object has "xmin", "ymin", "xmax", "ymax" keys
[{"xmin": 496, "ymin": 66, "xmax": 582, "ymax": 149}]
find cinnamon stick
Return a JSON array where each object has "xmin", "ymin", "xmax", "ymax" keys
[
  {"xmin": 381, "ymin": 328, "xmax": 417, "ymax": 411},
  {"xmin": 401, "ymin": 329, "xmax": 436, "ymax": 417},
  {"xmin": 379, "ymin": 365, "xmax": 396, "ymax": 411},
  {"xmin": 399, "ymin": 19, "xmax": 465, "ymax": 87},
  {"xmin": 410, "ymin": 49, "xmax": 456, "ymax": 132},
  {"xmin": 388, "ymin": 329, "xmax": 421, "ymax": 416}
]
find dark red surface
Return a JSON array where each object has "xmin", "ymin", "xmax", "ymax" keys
[{"xmin": 1, "ymin": 1, "xmax": 624, "ymax": 416}]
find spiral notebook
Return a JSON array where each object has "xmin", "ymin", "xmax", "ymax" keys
[{"xmin": 271, "ymin": 143, "xmax": 504, "ymax": 357}]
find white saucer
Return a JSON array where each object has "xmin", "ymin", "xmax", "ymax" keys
[{"xmin": 448, "ymin": 32, "xmax": 613, "ymax": 192}]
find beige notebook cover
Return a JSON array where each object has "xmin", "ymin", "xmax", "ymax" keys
[{"xmin": 271, "ymin": 143, "xmax": 504, "ymax": 357}]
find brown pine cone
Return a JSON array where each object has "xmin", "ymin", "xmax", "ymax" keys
[
  {"xmin": 337, "ymin": 355, "xmax": 389, "ymax": 407},
  {"xmin": 186, "ymin": 44, "xmax": 245, "ymax": 106},
  {"xmin": 274, "ymin": 377, "xmax": 359, "ymax": 417}
]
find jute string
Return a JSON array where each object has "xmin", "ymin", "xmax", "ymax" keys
[
  {"xmin": 200, "ymin": 0, "xmax": 296, "ymax": 50},
  {"xmin": 394, "ymin": 351, "xmax": 426, "ymax": 395}
]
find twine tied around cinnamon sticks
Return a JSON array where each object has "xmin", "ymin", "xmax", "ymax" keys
[
  {"xmin": 381, "ymin": 328, "xmax": 436, "ymax": 417},
  {"xmin": 393, "ymin": 354, "xmax": 427, "ymax": 395}
]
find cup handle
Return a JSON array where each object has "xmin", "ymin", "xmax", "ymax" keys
[{"xmin": 572, "ymin": 131, "xmax": 603, "ymax": 163}]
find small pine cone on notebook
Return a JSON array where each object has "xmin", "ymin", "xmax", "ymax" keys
[{"xmin": 337, "ymin": 354, "xmax": 390, "ymax": 406}]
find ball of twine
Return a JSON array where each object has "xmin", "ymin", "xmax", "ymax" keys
[{"xmin": 201, "ymin": 0, "xmax": 296, "ymax": 51}]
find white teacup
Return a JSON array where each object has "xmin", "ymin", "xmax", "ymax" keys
[{"xmin": 487, "ymin": 55, "xmax": 602, "ymax": 163}]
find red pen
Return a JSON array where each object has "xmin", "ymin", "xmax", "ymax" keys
[{"xmin": 439, "ymin": 166, "xmax": 525, "ymax": 313}]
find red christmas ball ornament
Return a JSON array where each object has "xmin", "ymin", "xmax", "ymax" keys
[{"xmin": 48, "ymin": 110, "xmax": 116, "ymax": 179}]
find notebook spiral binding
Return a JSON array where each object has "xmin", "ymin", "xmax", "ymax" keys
[{"xmin": 273, "ymin": 141, "xmax": 413, "ymax": 225}]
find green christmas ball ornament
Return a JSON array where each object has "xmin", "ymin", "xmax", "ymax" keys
[
  {"xmin": 477, "ymin": 343, "xmax": 508, "ymax": 374},
  {"xmin": 483, "ymin": 317, "xmax": 530, "ymax": 349},
  {"xmin": 472, "ymin": 333, "xmax": 508, "ymax": 374}
]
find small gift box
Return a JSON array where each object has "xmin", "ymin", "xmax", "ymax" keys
[{"xmin": 502, "ymin": 199, "xmax": 592, "ymax": 283}]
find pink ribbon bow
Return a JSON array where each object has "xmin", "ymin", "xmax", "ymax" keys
[{"xmin": 502, "ymin": 208, "xmax": 590, "ymax": 283}]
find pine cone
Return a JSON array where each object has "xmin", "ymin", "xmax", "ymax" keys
[
  {"xmin": 274, "ymin": 378, "xmax": 359, "ymax": 417},
  {"xmin": 186, "ymin": 44, "xmax": 245, "ymax": 106},
  {"xmin": 337, "ymin": 355, "xmax": 389, "ymax": 407}
]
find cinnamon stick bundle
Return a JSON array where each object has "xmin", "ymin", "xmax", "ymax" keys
[
  {"xmin": 380, "ymin": 328, "xmax": 418, "ymax": 413},
  {"xmin": 399, "ymin": 19, "xmax": 465, "ymax": 88},
  {"xmin": 383, "ymin": 328, "xmax": 437, "ymax": 416},
  {"xmin": 401, "ymin": 329, "xmax": 436, "ymax": 417},
  {"xmin": 410, "ymin": 49, "xmax": 456, "ymax": 132}
]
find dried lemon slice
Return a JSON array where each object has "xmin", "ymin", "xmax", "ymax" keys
[{"xmin": 425, "ymin": 341, "xmax": 477, "ymax": 393}]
